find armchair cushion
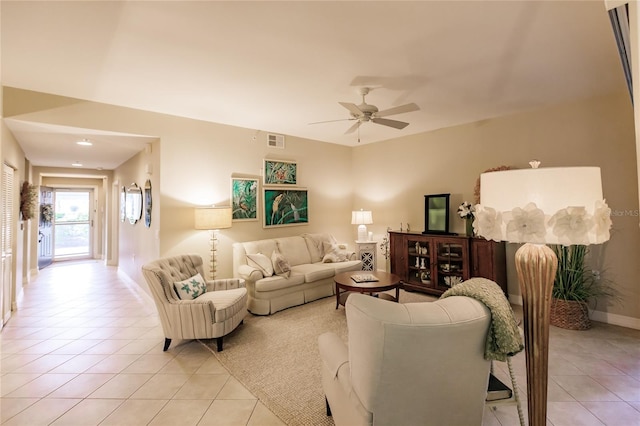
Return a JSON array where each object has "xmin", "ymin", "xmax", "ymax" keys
[
  {"xmin": 174, "ymin": 273, "xmax": 207, "ymax": 300},
  {"xmin": 196, "ymin": 287, "xmax": 248, "ymax": 322}
]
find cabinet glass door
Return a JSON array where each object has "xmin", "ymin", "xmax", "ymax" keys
[
  {"xmin": 435, "ymin": 241, "xmax": 465, "ymax": 290},
  {"xmin": 407, "ymin": 238, "xmax": 432, "ymax": 288}
]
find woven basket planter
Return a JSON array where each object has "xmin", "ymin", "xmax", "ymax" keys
[{"xmin": 550, "ymin": 298, "xmax": 591, "ymax": 330}]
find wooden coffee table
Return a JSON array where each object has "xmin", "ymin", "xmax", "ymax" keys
[{"xmin": 334, "ymin": 271, "xmax": 402, "ymax": 309}]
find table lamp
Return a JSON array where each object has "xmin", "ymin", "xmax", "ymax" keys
[
  {"xmin": 473, "ymin": 163, "xmax": 611, "ymax": 426},
  {"xmin": 352, "ymin": 209, "xmax": 373, "ymax": 241},
  {"xmin": 195, "ymin": 206, "xmax": 232, "ymax": 279}
]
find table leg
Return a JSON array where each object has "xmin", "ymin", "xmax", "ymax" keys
[
  {"xmin": 335, "ymin": 282, "xmax": 339, "ymax": 309},
  {"xmin": 395, "ymin": 285, "xmax": 400, "ymax": 303}
]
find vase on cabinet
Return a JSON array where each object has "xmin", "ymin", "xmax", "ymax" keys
[{"xmin": 465, "ymin": 218, "xmax": 474, "ymax": 237}]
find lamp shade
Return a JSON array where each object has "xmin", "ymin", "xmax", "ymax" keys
[
  {"xmin": 194, "ymin": 206, "xmax": 232, "ymax": 230},
  {"xmin": 474, "ymin": 167, "xmax": 611, "ymax": 246},
  {"xmin": 351, "ymin": 210, "xmax": 373, "ymax": 225}
]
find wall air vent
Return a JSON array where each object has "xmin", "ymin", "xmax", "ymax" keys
[{"xmin": 267, "ymin": 134, "xmax": 285, "ymax": 149}]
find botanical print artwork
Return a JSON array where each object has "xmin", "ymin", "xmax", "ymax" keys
[
  {"xmin": 263, "ymin": 188, "xmax": 308, "ymax": 228},
  {"xmin": 231, "ymin": 177, "xmax": 259, "ymax": 221},
  {"xmin": 264, "ymin": 159, "xmax": 297, "ymax": 185}
]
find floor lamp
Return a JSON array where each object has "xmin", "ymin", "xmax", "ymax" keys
[
  {"xmin": 474, "ymin": 164, "xmax": 610, "ymax": 426},
  {"xmin": 194, "ymin": 206, "xmax": 232, "ymax": 280}
]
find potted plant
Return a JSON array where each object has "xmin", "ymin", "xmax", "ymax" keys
[{"xmin": 551, "ymin": 244, "xmax": 614, "ymax": 330}]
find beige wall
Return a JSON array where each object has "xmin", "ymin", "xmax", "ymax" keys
[
  {"xmin": 3, "ymin": 87, "xmax": 639, "ymax": 325},
  {"xmin": 113, "ymin": 141, "xmax": 160, "ymax": 289},
  {"xmin": 353, "ymin": 91, "xmax": 639, "ymax": 325}
]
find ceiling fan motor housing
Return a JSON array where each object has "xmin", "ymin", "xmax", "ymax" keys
[{"xmin": 356, "ymin": 103, "xmax": 378, "ymax": 121}]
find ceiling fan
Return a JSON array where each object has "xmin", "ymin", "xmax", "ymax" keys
[{"xmin": 311, "ymin": 87, "xmax": 420, "ymax": 135}]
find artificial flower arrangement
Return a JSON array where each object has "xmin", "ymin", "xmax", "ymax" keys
[
  {"xmin": 19, "ymin": 182, "xmax": 38, "ymax": 220},
  {"xmin": 457, "ymin": 201, "xmax": 475, "ymax": 220},
  {"xmin": 41, "ymin": 203, "xmax": 54, "ymax": 224}
]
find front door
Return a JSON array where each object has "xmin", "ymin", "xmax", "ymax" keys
[
  {"xmin": 53, "ymin": 189, "xmax": 92, "ymax": 260},
  {"xmin": 38, "ymin": 186, "xmax": 54, "ymax": 269}
]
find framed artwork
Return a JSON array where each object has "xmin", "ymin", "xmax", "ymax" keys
[
  {"xmin": 231, "ymin": 177, "xmax": 259, "ymax": 221},
  {"xmin": 263, "ymin": 159, "xmax": 297, "ymax": 185},
  {"xmin": 263, "ymin": 187, "xmax": 308, "ymax": 228}
]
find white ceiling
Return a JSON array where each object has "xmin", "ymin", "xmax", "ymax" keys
[{"xmin": 1, "ymin": 0, "xmax": 628, "ymax": 170}]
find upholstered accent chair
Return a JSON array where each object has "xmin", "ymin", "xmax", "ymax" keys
[
  {"xmin": 142, "ymin": 254, "xmax": 247, "ymax": 351},
  {"xmin": 318, "ymin": 293, "xmax": 492, "ymax": 426}
]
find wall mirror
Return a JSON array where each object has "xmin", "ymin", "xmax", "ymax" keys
[
  {"xmin": 144, "ymin": 179, "xmax": 152, "ymax": 228},
  {"xmin": 126, "ymin": 183, "xmax": 143, "ymax": 225},
  {"xmin": 423, "ymin": 193, "xmax": 451, "ymax": 234},
  {"xmin": 120, "ymin": 186, "xmax": 127, "ymax": 223}
]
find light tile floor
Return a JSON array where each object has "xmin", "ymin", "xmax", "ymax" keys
[
  {"xmin": 1, "ymin": 260, "xmax": 284, "ymax": 426},
  {"xmin": 1, "ymin": 260, "xmax": 639, "ymax": 425}
]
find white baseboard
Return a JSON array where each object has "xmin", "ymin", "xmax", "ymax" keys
[
  {"xmin": 590, "ymin": 310, "xmax": 640, "ymax": 330},
  {"xmin": 508, "ymin": 293, "xmax": 640, "ymax": 330},
  {"xmin": 508, "ymin": 293, "xmax": 523, "ymax": 306},
  {"xmin": 116, "ymin": 268, "xmax": 154, "ymax": 307}
]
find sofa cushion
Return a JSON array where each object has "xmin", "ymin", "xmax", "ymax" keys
[
  {"xmin": 246, "ymin": 253, "xmax": 274, "ymax": 277},
  {"xmin": 255, "ymin": 273, "xmax": 306, "ymax": 292},
  {"xmin": 174, "ymin": 273, "xmax": 207, "ymax": 300},
  {"xmin": 243, "ymin": 239, "xmax": 278, "ymax": 258},
  {"xmin": 272, "ymin": 251, "xmax": 292, "ymax": 278},
  {"xmin": 303, "ymin": 233, "xmax": 337, "ymax": 263},
  {"xmin": 332, "ymin": 260, "xmax": 364, "ymax": 274},
  {"xmin": 291, "ymin": 263, "xmax": 335, "ymax": 282},
  {"xmin": 322, "ymin": 242, "xmax": 351, "ymax": 263},
  {"xmin": 276, "ymin": 236, "xmax": 311, "ymax": 266}
]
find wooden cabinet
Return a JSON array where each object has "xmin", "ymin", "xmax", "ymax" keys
[
  {"xmin": 389, "ymin": 231, "xmax": 507, "ymax": 296},
  {"xmin": 470, "ymin": 237, "xmax": 507, "ymax": 293}
]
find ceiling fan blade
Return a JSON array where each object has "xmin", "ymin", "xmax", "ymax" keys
[
  {"xmin": 375, "ymin": 102, "xmax": 420, "ymax": 118},
  {"xmin": 345, "ymin": 121, "xmax": 361, "ymax": 134},
  {"xmin": 372, "ymin": 117, "xmax": 410, "ymax": 130},
  {"xmin": 339, "ymin": 102, "xmax": 364, "ymax": 117},
  {"xmin": 308, "ymin": 118, "xmax": 355, "ymax": 125}
]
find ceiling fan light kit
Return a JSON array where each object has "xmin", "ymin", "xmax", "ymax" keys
[{"xmin": 311, "ymin": 87, "xmax": 420, "ymax": 141}]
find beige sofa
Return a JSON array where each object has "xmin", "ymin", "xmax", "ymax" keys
[{"xmin": 232, "ymin": 233, "xmax": 362, "ymax": 315}]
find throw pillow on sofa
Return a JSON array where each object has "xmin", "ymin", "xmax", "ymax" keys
[
  {"xmin": 246, "ymin": 253, "xmax": 274, "ymax": 277},
  {"xmin": 174, "ymin": 273, "xmax": 207, "ymax": 300},
  {"xmin": 322, "ymin": 242, "xmax": 350, "ymax": 263},
  {"xmin": 271, "ymin": 251, "xmax": 291, "ymax": 278}
]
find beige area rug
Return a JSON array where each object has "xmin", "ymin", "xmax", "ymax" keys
[{"xmin": 200, "ymin": 290, "xmax": 435, "ymax": 426}]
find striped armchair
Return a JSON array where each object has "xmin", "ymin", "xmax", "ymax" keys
[{"xmin": 142, "ymin": 254, "xmax": 247, "ymax": 351}]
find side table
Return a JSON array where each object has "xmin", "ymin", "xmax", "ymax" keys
[{"xmin": 355, "ymin": 240, "xmax": 377, "ymax": 271}]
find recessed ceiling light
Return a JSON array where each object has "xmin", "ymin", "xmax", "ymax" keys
[
  {"xmin": 72, "ymin": 162, "xmax": 83, "ymax": 167},
  {"xmin": 76, "ymin": 139, "xmax": 92, "ymax": 146}
]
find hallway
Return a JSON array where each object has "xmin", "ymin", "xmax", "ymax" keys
[{"xmin": 0, "ymin": 260, "xmax": 283, "ymax": 425}]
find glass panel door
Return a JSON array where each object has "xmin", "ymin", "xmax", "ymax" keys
[{"xmin": 53, "ymin": 190, "xmax": 92, "ymax": 259}]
